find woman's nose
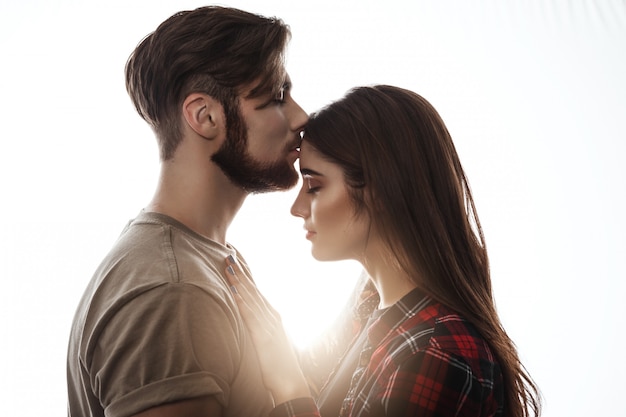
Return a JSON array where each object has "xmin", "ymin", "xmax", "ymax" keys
[{"xmin": 290, "ymin": 186, "xmax": 309, "ymax": 219}]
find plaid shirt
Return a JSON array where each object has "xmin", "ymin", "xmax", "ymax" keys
[{"xmin": 270, "ymin": 288, "xmax": 504, "ymax": 417}]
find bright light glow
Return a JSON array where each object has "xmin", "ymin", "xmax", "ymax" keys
[{"xmin": 1, "ymin": 1, "xmax": 625, "ymax": 416}]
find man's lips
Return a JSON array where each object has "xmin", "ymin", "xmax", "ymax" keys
[
  {"xmin": 288, "ymin": 139, "xmax": 301, "ymax": 153},
  {"xmin": 287, "ymin": 142, "xmax": 300, "ymax": 159}
]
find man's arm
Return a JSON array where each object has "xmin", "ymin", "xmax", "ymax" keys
[
  {"xmin": 94, "ymin": 284, "xmax": 240, "ymax": 417},
  {"xmin": 130, "ymin": 395, "xmax": 222, "ymax": 417}
]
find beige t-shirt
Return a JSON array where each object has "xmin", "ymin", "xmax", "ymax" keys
[{"xmin": 67, "ymin": 211, "xmax": 273, "ymax": 417}]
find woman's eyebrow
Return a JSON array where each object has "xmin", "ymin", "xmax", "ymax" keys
[{"xmin": 300, "ymin": 168, "xmax": 323, "ymax": 177}]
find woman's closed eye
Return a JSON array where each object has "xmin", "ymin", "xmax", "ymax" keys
[
  {"xmin": 304, "ymin": 176, "xmax": 321, "ymax": 194},
  {"xmin": 307, "ymin": 185, "xmax": 321, "ymax": 194}
]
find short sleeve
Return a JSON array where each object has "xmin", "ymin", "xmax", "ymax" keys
[{"xmin": 88, "ymin": 282, "xmax": 242, "ymax": 417}]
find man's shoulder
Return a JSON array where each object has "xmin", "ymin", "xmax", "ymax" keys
[
  {"xmin": 104, "ymin": 213, "xmax": 231, "ymax": 277},
  {"xmin": 81, "ymin": 214, "xmax": 234, "ymax": 317},
  {"xmin": 72, "ymin": 217, "xmax": 238, "ymax": 363}
]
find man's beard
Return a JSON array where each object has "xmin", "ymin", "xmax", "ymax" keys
[{"xmin": 211, "ymin": 107, "xmax": 298, "ymax": 194}]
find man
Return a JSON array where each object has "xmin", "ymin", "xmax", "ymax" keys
[{"xmin": 67, "ymin": 6, "xmax": 307, "ymax": 417}]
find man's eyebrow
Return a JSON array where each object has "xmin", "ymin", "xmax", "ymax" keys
[{"xmin": 300, "ymin": 168, "xmax": 322, "ymax": 176}]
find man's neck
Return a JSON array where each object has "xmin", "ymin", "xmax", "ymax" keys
[{"xmin": 145, "ymin": 160, "xmax": 247, "ymax": 245}]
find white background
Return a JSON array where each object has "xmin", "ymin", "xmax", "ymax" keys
[{"xmin": 1, "ymin": 1, "xmax": 625, "ymax": 416}]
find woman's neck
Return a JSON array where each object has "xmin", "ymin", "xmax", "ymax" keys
[{"xmin": 362, "ymin": 257, "xmax": 418, "ymax": 309}]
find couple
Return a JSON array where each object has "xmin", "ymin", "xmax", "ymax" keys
[{"xmin": 66, "ymin": 6, "xmax": 540, "ymax": 417}]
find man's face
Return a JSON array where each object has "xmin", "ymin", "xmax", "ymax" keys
[{"xmin": 212, "ymin": 76, "xmax": 308, "ymax": 193}]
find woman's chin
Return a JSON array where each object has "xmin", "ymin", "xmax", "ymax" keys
[{"xmin": 311, "ymin": 248, "xmax": 342, "ymax": 263}]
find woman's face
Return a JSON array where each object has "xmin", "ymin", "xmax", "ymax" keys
[{"xmin": 291, "ymin": 141, "xmax": 374, "ymax": 262}]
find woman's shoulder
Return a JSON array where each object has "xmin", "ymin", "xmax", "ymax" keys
[
  {"xmin": 388, "ymin": 301, "xmax": 498, "ymax": 369},
  {"xmin": 430, "ymin": 305, "xmax": 494, "ymax": 360}
]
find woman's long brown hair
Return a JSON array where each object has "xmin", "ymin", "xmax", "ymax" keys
[{"xmin": 303, "ymin": 85, "xmax": 541, "ymax": 417}]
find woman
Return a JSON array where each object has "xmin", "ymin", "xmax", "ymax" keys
[{"xmin": 226, "ymin": 85, "xmax": 541, "ymax": 417}]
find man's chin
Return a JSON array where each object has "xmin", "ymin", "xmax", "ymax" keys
[
  {"xmin": 248, "ymin": 172, "xmax": 299, "ymax": 194},
  {"xmin": 213, "ymin": 149, "xmax": 298, "ymax": 193}
]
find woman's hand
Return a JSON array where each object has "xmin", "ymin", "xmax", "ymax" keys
[{"xmin": 225, "ymin": 256, "xmax": 311, "ymax": 405}]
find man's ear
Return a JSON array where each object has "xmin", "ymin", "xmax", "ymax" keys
[{"xmin": 182, "ymin": 93, "xmax": 224, "ymax": 140}]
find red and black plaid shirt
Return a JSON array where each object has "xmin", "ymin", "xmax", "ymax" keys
[{"xmin": 271, "ymin": 288, "xmax": 504, "ymax": 417}]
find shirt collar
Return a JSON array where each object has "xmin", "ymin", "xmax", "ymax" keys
[{"xmin": 366, "ymin": 287, "xmax": 433, "ymax": 346}]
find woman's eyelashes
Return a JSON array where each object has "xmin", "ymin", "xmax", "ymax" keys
[
  {"xmin": 304, "ymin": 176, "xmax": 321, "ymax": 194},
  {"xmin": 307, "ymin": 185, "xmax": 321, "ymax": 194}
]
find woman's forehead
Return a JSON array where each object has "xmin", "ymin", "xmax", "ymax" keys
[{"xmin": 300, "ymin": 140, "xmax": 316, "ymax": 153}]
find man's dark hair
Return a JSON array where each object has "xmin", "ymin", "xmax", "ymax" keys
[{"xmin": 125, "ymin": 6, "xmax": 290, "ymax": 160}]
